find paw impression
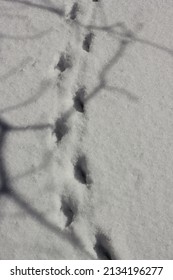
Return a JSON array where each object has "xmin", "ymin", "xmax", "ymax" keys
[
  {"xmin": 73, "ymin": 87, "xmax": 86, "ymax": 113},
  {"xmin": 94, "ymin": 233, "xmax": 117, "ymax": 260},
  {"xmin": 74, "ymin": 155, "xmax": 92, "ymax": 186},
  {"xmin": 69, "ymin": 2, "xmax": 79, "ymax": 20},
  {"xmin": 55, "ymin": 53, "xmax": 72, "ymax": 72},
  {"xmin": 53, "ymin": 116, "xmax": 68, "ymax": 142},
  {"xmin": 82, "ymin": 32, "xmax": 94, "ymax": 52},
  {"xmin": 60, "ymin": 196, "xmax": 77, "ymax": 227}
]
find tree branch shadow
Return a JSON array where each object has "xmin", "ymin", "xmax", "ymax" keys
[
  {"xmin": 1, "ymin": 0, "xmax": 172, "ymax": 259},
  {"xmin": 85, "ymin": 35, "xmax": 139, "ymax": 103},
  {"xmin": 0, "ymin": 16, "xmax": 139, "ymax": 260},
  {"xmin": 12, "ymin": 150, "xmax": 53, "ymax": 182},
  {"xmin": 0, "ymin": 79, "xmax": 51, "ymax": 114},
  {"xmin": 3, "ymin": 0, "xmax": 173, "ymax": 56},
  {"xmin": 0, "ymin": 117, "xmax": 94, "ymax": 259},
  {"xmin": 0, "ymin": 28, "xmax": 52, "ymax": 41},
  {"xmin": 0, "ymin": 57, "xmax": 32, "ymax": 82},
  {"xmin": 77, "ymin": 20, "xmax": 173, "ymax": 57},
  {"xmin": 4, "ymin": 0, "xmax": 64, "ymax": 17}
]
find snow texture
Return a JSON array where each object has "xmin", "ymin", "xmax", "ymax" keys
[{"xmin": 0, "ymin": 0, "xmax": 173, "ymax": 259}]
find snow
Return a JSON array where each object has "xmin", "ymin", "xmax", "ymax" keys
[{"xmin": 0, "ymin": 0, "xmax": 173, "ymax": 259}]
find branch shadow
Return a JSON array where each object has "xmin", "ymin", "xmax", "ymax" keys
[
  {"xmin": 1, "ymin": 0, "xmax": 172, "ymax": 259},
  {"xmin": 0, "ymin": 57, "xmax": 32, "ymax": 82},
  {"xmin": 0, "ymin": 79, "xmax": 51, "ymax": 114},
  {"xmin": 12, "ymin": 150, "xmax": 53, "ymax": 182},
  {"xmin": 0, "ymin": 120, "xmax": 11, "ymax": 195},
  {"xmin": 0, "ymin": 18, "xmax": 139, "ymax": 259},
  {"xmin": 4, "ymin": 0, "xmax": 65, "ymax": 17},
  {"xmin": 9, "ymin": 190, "xmax": 94, "ymax": 259},
  {"xmin": 3, "ymin": 0, "xmax": 173, "ymax": 57},
  {"xmin": 0, "ymin": 117, "xmax": 94, "ymax": 259},
  {"xmin": 0, "ymin": 28, "xmax": 52, "ymax": 41},
  {"xmin": 84, "ymin": 35, "xmax": 139, "ymax": 104},
  {"xmin": 77, "ymin": 20, "xmax": 173, "ymax": 57},
  {"xmin": 55, "ymin": 33, "xmax": 139, "ymax": 123}
]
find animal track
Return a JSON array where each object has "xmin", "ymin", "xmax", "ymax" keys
[
  {"xmin": 55, "ymin": 52, "xmax": 72, "ymax": 72},
  {"xmin": 61, "ymin": 196, "xmax": 77, "ymax": 227},
  {"xmin": 73, "ymin": 87, "xmax": 86, "ymax": 113},
  {"xmin": 74, "ymin": 155, "xmax": 92, "ymax": 186},
  {"xmin": 53, "ymin": 116, "xmax": 68, "ymax": 142},
  {"xmin": 82, "ymin": 32, "xmax": 94, "ymax": 52},
  {"xmin": 94, "ymin": 233, "xmax": 116, "ymax": 260},
  {"xmin": 69, "ymin": 2, "xmax": 79, "ymax": 20}
]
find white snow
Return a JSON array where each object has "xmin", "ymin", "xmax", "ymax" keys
[{"xmin": 0, "ymin": 0, "xmax": 173, "ymax": 259}]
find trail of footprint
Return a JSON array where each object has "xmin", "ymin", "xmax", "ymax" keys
[{"xmin": 51, "ymin": 0, "xmax": 98, "ymax": 258}]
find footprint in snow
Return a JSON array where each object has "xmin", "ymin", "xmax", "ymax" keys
[
  {"xmin": 55, "ymin": 52, "xmax": 73, "ymax": 73},
  {"xmin": 53, "ymin": 116, "xmax": 68, "ymax": 142},
  {"xmin": 73, "ymin": 87, "xmax": 86, "ymax": 113},
  {"xmin": 82, "ymin": 32, "xmax": 94, "ymax": 53},
  {"xmin": 94, "ymin": 232, "xmax": 118, "ymax": 260},
  {"xmin": 60, "ymin": 196, "xmax": 77, "ymax": 227},
  {"xmin": 74, "ymin": 155, "xmax": 92, "ymax": 187},
  {"xmin": 69, "ymin": 2, "xmax": 79, "ymax": 20}
]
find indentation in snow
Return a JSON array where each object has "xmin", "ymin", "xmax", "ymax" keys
[
  {"xmin": 82, "ymin": 33, "xmax": 94, "ymax": 52},
  {"xmin": 73, "ymin": 87, "xmax": 86, "ymax": 113},
  {"xmin": 53, "ymin": 116, "xmax": 68, "ymax": 142},
  {"xmin": 74, "ymin": 155, "xmax": 92, "ymax": 186}
]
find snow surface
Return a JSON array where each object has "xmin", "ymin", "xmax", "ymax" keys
[{"xmin": 0, "ymin": 0, "xmax": 173, "ymax": 259}]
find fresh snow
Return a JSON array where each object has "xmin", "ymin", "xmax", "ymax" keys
[{"xmin": 0, "ymin": 0, "xmax": 173, "ymax": 259}]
